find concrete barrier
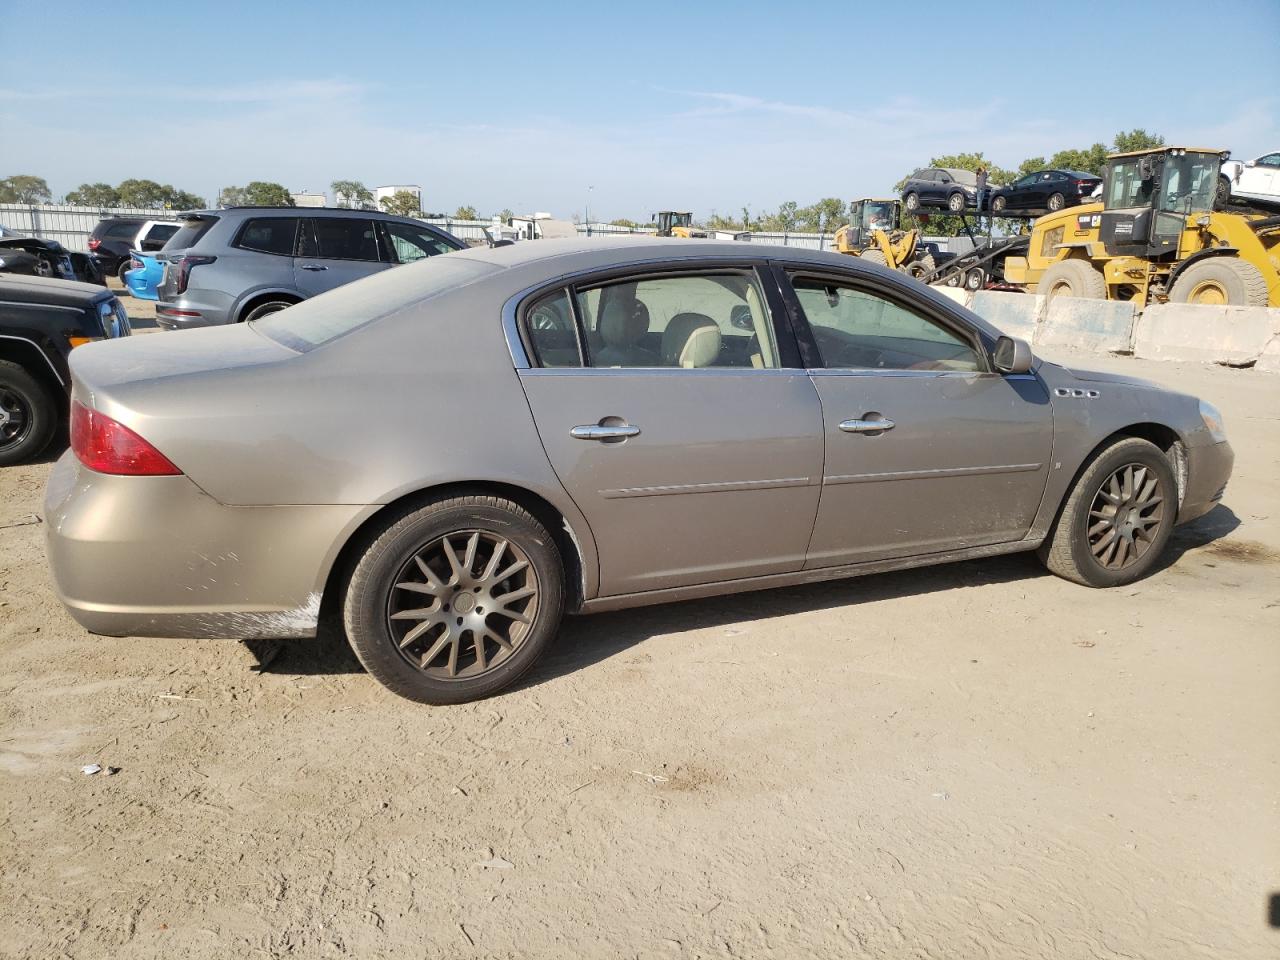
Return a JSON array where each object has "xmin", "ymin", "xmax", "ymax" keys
[
  {"xmin": 1133, "ymin": 303, "xmax": 1280, "ymax": 366},
  {"xmin": 1037, "ymin": 297, "xmax": 1137, "ymax": 354},
  {"xmin": 1256, "ymin": 335, "xmax": 1280, "ymax": 374},
  {"xmin": 933, "ymin": 287, "xmax": 971, "ymax": 308},
  {"xmin": 969, "ymin": 291, "xmax": 1044, "ymax": 343}
]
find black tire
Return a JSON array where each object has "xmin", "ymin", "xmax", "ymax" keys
[
  {"xmin": 240, "ymin": 299, "xmax": 298, "ymax": 323},
  {"xmin": 947, "ymin": 191, "xmax": 966, "ymax": 213},
  {"xmin": 860, "ymin": 248, "xmax": 889, "ymax": 268},
  {"xmin": 903, "ymin": 192, "xmax": 919, "ymax": 213},
  {"xmin": 0, "ymin": 360, "xmax": 59, "ymax": 467},
  {"xmin": 1215, "ymin": 176, "xmax": 1231, "ymax": 208},
  {"xmin": 116, "ymin": 259, "xmax": 132, "ymax": 283},
  {"xmin": 1169, "ymin": 257, "xmax": 1269, "ymax": 307},
  {"xmin": 1038, "ymin": 437, "xmax": 1177, "ymax": 587},
  {"xmin": 906, "ymin": 253, "xmax": 936, "ymax": 280},
  {"xmin": 1046, "ymin": 192, "xmax": 1066, "ymax": 212},
  {"xmin": 990, "ymin": 195, "xmax": 1007, "ymax": 214},
  {"xmin": 1039, "ymin": 258, "xmax": 1107, "ymax": 303},
  {"xmin": 964, "ymin": 267, "xmax": 985, "ymax": 291},
  {"xmin": 342, "ymin": 494, "xmax": 565, "ymax": 704}
]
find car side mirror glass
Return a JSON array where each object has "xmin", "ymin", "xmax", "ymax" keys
[{"xmin": 993, "ymin": 335, "xmax": 1033, "ymax": 374}]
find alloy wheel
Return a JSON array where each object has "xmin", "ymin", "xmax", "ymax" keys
[
  {"xmin": 1086, "ymin": 463, "xmax": 1165, "ymax": 570},
  {"xmin": 0, "ymin": 388, "xmax": 32, "ymax": 451},
  {"xmin": 386, "ymin": 530, "xmax": 539, "ymax": 680}
]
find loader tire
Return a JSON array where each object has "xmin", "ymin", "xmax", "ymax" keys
[
  {"xmin": 906, "ymin": 254, "xmax": 936, "ymax": 280},
  {"xmin": 1040, "ymin": 259, "xmax": 1107, "ymax": 304},
  {"xmin": 1169, "ymin": 257, "xmax": 1269, "ymax": 307},
  {"xmin": 860, "ymin": 248, "xmax": 889, "ymax": 268}
]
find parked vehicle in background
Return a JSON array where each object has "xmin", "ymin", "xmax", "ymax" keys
[
  {"xmin": 134, "ymin": 220, "xmax": 180, "ymax": 252},
  {"xmin": 989, "ymin": 169, "xmax": 1102, "ymax": 214},
  {"xmin": 0, "ymin": 274, "xmax": 129, "ymax": 465},
  {"xmin": 123, "ymin": 251, "xmax": 163, "ymax": 300},
  {"xmin": 88, "ymin": 218, "xmax": 145, "ymax": 281},
  {"xmin": 45, "ymin": 239, "xmax": 1233, "ymax": 704},
  {"xmin": 901, "ymin": 168, "xmax": 981, "ymax": 213},
  {"xmin": 0, "ymin": 237, "xmax": 106, "ymax": 286},
  {"xmin": 153, "ymin": 207, "xmax": 466, "ymax": 329},
  {"xmin": 1219, "ymin": 150, "xmax": 1280, "ymax": 206}
]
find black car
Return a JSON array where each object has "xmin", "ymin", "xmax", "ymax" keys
[
  {"xmin": 0, "ymin": 275, "xmax": 130, "ymax": 465},
  {"xmin": 88, "ymin": 218, "xmax": 178, "ymax": 281},
  {"xmin": 0, "ymin": 237, "xmax": 104, "ymax": 285},
  {"xmin": 989, "ymin": 169, "xmax": 1102, "ymax": 214},
  {"xmin": 901, "ymin": 168, "xmax": 981, "ymax": 213}
]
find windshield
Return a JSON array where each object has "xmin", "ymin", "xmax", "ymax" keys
[
  {"xmin": 671, "ymin": 213, "xmax": 692, "ymax": 228},
  {"xmin": 1104, "ymin": 159, "xmax": 1156, "ymax": 209},
  {"xmin": 859, "ymin": 202, "xmax": 896, "ymax": 230},
  {"xmin": 1159, "ymin": 154, "xmax": 1218, "ymax": 215}
]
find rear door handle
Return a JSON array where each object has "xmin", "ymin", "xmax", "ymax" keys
[
  {"xmin": 300, "ymin": 264, "xmax": 328, "ymax": 271},
  {"xmin": 839, "ymin": 418, "xmax": 895, "ymax": 434},
  {"xmin": 570, "ymin": 424, "xmax": 641, "ymax": 441}
]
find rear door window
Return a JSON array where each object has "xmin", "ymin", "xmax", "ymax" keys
[
  {"xmin": 303, "ymin": 217, "xmax": 381, "ymax": 261},
  {"xmin": 234, "ymin": 217, "xmax": 300, "ymax": 256}
]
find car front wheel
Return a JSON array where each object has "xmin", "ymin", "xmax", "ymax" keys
[
  {"xmin": 343, "ymin": 494, "xmax": 565, "ymax": 704},
  {"xmin": 0, "ymin": 360, "xmax": 58, "ymax": 467},
  {"xmin": 1038, "ymin": 437, "xmax": 1177, "ymax": 587},
  {"xmin": 903, "ymin": 192, "xmax": 919, "ymax": 212},
  {"xmin": 947, "ymin": 192, "xmax": 966, "ymax": 212}
]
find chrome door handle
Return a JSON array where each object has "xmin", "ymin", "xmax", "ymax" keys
[
  {"xmin": 300, "ymin": 264, "xmax": 328, "ymax": 271},
  {"xmin": 839, "ymin": 418, "xmax": 895, "ymax": 434},
  {"xmin": 570, "ymin": 424, "xmax": 641, "ymax": 441}
]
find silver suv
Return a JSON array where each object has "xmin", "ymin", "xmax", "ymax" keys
[{"xmin": 154, "ymin": 207, "xmax": 465, "ymax": 330}]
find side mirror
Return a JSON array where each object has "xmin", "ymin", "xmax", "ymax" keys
[
  {"xmin": 1244, "ymin": 160, "xmax": 1256, "ymax": 168},
  {"xmin": 993, "ymin": 335, "xmax": 1033, "ymax": 374}
]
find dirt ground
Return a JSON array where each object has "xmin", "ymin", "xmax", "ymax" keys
[{"xmin": 1, "ymin": 346, "xmax": 1276, "ymax": 960}]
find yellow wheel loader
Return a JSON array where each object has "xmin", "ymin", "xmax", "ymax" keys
[
  {"xmin": 653, "ymin": 211, "xmax": 708, "ymax": 239},
  {"xmin": 1003, "ymin": 147, "xmax": 1280, "ymax": 307},
  {"xmin": 833, "ymin": 199, "xmax": 936, "ymax": 279}
]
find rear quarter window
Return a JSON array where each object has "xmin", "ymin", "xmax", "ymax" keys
[
  {"xmin": 235, "ymin": 217, "xmax": 299, "ymax": 256},
  {"xmin": 164, "ymin": 216, "xmax": 219, "ymax": 251}
]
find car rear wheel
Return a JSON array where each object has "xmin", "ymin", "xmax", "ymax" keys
[
  {"xmin": 241, "ymin": 299, "xmax": 298, "ymax": 323},
  {"xmin": 903, "ymin": 192, "xmax": 919, "ymax": 213},
  {"xmin": 947, "ymin": 192, "xmax": 966, "ymax": 213},
  {"xmin": 342, "ymin": 494, "xmax": 565, "ymax": 704},
  {"xmin": 0, "ymin": 360, "xmax": 58, "ymax": 467},
  {"xmin": 990, "ymin": 195, "xmax": 1007, "ymax": 214},
  {"xmin": 1038, "ymin": 437, "xmax": 1176, "ymax": 587},
  {"xmin": 1040, "ymin": 258, "xmax": 1107, "ymax": 303},
  {"xmin": 1046, "ymin": 192, "xmax": 1066, "ymax": 212}
]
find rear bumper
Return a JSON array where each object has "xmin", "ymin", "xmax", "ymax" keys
[
  {"xmin": 1177, "ymin": 438, "xmax": 1234, "ymax": 525},
  {"xmin": 44, "ymin": 452, "xmax": 369, "ymax": 639},
  {"xmin": 155, "ymin": 290, "xmax": 235, "ymax": 330}
]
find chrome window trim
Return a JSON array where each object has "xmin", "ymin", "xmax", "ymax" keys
[{"xmin": 518, "ymin": 366, "xmax": 802, "ymax": 378}]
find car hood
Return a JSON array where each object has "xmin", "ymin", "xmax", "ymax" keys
[{"xmin": 0, "ymin": 273, "xmax": 104, "ymax": 305}]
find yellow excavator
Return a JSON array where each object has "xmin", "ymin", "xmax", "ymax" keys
[
  {"xmin": 833, "ymin": 199, "xmax": 936, "ymax": 278},
  {"xmin": 653, "ymin": 211, "xmax": 709, "ymax": 239},
  {"xmin": 1004, "ymin": 147, "xmax": 1280, "ymax": 306}
]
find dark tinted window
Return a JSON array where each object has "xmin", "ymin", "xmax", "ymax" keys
[
  {"xmin": 380, "ymin": 221, "xmax": 458, "ymax": 263},
  {"xmin": 104, "ymin": 221, "xmax": 142, "ymax": 239},
  {"xmin": 235, "ymin": 217, "xmax": 299, "ymax": 256},
  {"xmin": 146, "ymin": 223, "xmax": 180, "ymax": 242},
  {"xmin": 303, "ymin": 217, "xmax": 380, "ymax": 261},
  {"xmin": 164, "ymin": 216, "xmax": 219, "ymax": 251}
]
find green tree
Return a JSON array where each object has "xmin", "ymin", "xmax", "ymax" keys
[
  {"xmin": 66, "ymin": 182, "xmax": 120, "ymax": 206},
  {"xmin": 331, "ymin": 179, "xmax": 373, "ymax": 208},
  {"xmin": 1047, "ymin": 143, "xmax": 1108, "ymax": 176},
  {"xmin": 0, "ymin": 175, "xmax": 52, "ymax": 204},
  {"xmin": 453, "ymin": 205, "xmax": 479, "ymax": 220},
  {"xmin": 1015, "ymin": 156, "xmax": 1047, "ymax": 179},
  {"xmin": 379, "ymin": 190, "xmax": 421, "ymax": 216},
  {"xmin": 609, "ymin": 218, "xmax": 639, "ymax": 228},
  {"xmin": 166, "ymin": 189, "xmax": 205, "ymax": 210},
  {"xmin": 796, "ymin": 197, "xmax": 847, "ymax": 233},
  {"xmin": 497, "ymin": 208, "xmax": 514, "ymax": 222},
  {"xmin": 116, "ymin": 178, "xmax": 173, "ymax": 207},
  {"xmin": 243, "ymin": 181, "xmax": 294, "ymax": 206},
  {"xmin": 1112, "ymin": 128, "xmax": 1165, "ymax": 155},
  {"xmin": 217, "ymin": 186, "xmax": 249, "ymax": 208}
]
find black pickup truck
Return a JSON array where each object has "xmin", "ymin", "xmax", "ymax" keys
[{"xmin": 0, "ymin": 275, "xmax": 130, "ymax": 465}]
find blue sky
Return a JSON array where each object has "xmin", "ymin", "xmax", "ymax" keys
[{"xmin": 2, "ymin": 0, "xmax": 1278, "ymax": 220}]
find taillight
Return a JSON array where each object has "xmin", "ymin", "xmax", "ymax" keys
[
  {"xmin": 173, "ymin": 255, "xmax": 216, "ymax": 294},
  {"xmin": 88, "ymin": 238, "xmax": 101, "ymax": 251},
  {"xmin": 70, "ymin": 401, "xmax": 181, "ymax": 476}
]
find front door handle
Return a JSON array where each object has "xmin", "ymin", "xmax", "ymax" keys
[
  {"xmin": 570, "ymin": 424, "xmax": 641, "ymax": 441},
  {"xmin": 300, "ymin": 264, "xmax": 328, "ymax": 271},
  {"xmin": 839, "ymin": 417, "xmax": 895, "ymax": 434}
]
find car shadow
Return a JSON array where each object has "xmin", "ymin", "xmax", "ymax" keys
[{"xmin": 247, "ymin": 504, "xmax": 1243, "ymax": 685}]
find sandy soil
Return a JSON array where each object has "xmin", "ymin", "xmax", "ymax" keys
[{"xmin": 1, "ymin": 351, "xmax": 1276, "ymax": 960}]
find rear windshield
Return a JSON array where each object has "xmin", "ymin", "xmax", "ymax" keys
[
  {"xmin": 163, "ymin": 215, "xmax": 219, "ymax": 251},
  {"xmin": 104, "ymin": 221, "xmax": 142, "ymax": 239},
  {"xmin": 253, "ymin": 255, "xmax": 496, "ymax": 351}
]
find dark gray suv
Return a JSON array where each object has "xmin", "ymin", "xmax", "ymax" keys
[{"xmin": 154, "ymin": 207, "xmax": 465, "ymax": 330}]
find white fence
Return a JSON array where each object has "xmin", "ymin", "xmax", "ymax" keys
[{"xmin": 2, "ymin": 203, "xmax": 978, "ymax": 255}]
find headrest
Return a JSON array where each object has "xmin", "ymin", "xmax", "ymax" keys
[
  {"xmin": 599, "ymin": 300, "xmax": 647, "ymax": 347},
  {"xmin": 661, "ymin": 313, "xmax": 721, "ymax": 368}
]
